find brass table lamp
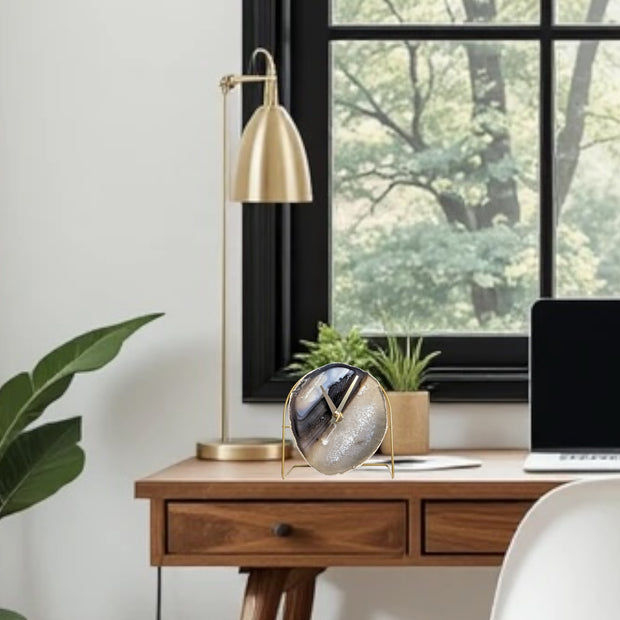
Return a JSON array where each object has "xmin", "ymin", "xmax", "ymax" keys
[{"xmin": 196, "ymin": 48, "xmax": 312, "ymax": 461}]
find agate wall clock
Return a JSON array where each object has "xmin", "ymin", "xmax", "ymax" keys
[{"xmin": 284, "ymin": 363, "xmax": 389, "ymax": 475}]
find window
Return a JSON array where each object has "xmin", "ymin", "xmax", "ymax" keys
[{"xmin": 242, "ymin": 0, "xmax": 620, "ymax": 403}]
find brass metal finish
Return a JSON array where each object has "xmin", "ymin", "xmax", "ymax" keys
[
  {"xmin": 199, "ymin": 47, "xmax": 313, "ymax": 462},
  {"xmin": 218, "ymin": 48, "xmax": 311, "ymax": 204},
  {"xmin": 281, "ymin": 384, "xmax": 297, "ymax": 477},
  {"xmin": 229, "ymin": 48, "xmax": 312, "ymax": 203},
  {"xmin": 197, "ymin": 438, "xmax": 292, "ymax": 461},
  {"xmin": 231, "ymin": 105, "xmax": 312, "ymax": 203}
]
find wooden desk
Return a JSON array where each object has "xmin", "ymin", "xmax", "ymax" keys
[{"xmin": 135, "ymin": 450, "xmax": 578, "ymax": 620}]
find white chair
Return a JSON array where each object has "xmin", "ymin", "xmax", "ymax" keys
[{"xmin": 489, "ymin": 476, "xmax": 620, "ymax": 620}]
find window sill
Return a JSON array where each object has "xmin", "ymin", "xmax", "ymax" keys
[{"xmin": 243, "ymin": 367, "xmax": 528, "ymax": 403}]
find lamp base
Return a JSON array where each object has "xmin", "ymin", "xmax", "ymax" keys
[{"xmin": 196, "ymin": 437, "xmax": 292, "ymax": 461}]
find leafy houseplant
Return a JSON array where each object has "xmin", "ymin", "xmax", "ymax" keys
[
  {"xmin": 370, "ymin": 335, "xmax": 440, "ymax": 456},
  {"xmin": 0, "ymin": 313, "xmax": 162, "ymax": 620},
  {"xmin": 288, "ymin": 324, "xmax": 441, "ymax": 456},
  {"xmin": 287, "ymin": 322, "xmax": 376, "ymax": 375}
]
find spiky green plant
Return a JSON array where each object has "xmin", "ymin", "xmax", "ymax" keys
[{"xmin": 371, "ymin": 335, "xmax": 440, "ymax": 392}]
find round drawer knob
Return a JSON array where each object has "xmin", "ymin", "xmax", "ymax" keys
[{"xmin": 271, "ymin": 522, "xmax": 293, "ymax": 537}]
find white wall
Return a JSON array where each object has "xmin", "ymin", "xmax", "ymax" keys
[{"xmin": 0, "ymin": 1, "xmax": 529, "ymax": 618}]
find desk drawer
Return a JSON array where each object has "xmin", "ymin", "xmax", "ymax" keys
[
  {"xmin": 423, "ymin": 500, "xmax": 533, "ymax": 554},
  {"xmin": 167, "ymin": 501, "xmax": 406, "ymax": 556}
]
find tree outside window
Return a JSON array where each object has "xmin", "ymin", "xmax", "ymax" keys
[{"xmin": 331, "ymin": 0, "xmax": 619, "ymax": 336}]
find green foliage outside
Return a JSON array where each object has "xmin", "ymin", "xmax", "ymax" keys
[
  {"xmin": 0, "ymin": 313, "xmax": 163, "ymax": 620},
  {"xmin": 332, "ymin": 0, "xmax": 541, "ymax": 24},
  {"xmin": 330, "ymin": 0, "xmax": 619, "ymax": 336}
]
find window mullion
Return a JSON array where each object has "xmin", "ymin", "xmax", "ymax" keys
[{"xmin": 540, "ymin": 1, "xmax": 554, "ymax": 297}]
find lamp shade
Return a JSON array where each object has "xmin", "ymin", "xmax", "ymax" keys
[{"xmin": 231, "ymin": 103, "xmax": 312, "ymax": 203}]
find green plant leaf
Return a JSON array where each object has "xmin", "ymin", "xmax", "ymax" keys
[
  {"xmin": 370, "ymin": 335, "xmax": 441, "ymax": 391},
  {"xmin": 287, "ymin": 322, "xmax": 376, "ymax": 375},
  {"xmin": 0, "ymin": 417, "xmax": 84, "ymax": 519},
  {"xmin": 0, "ymin": 313, "xmax": 163, "ymax": 459},
  {"xmin": 0, "ymin": 609, "xmax": 27, "ymax": 620},
  {"xmin": 32, "ymin": 313, "xmax": 164, "ymax": 389}
]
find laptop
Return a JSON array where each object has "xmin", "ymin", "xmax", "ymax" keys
[{"xmin": 524, "ymin": 298, "xmax": 620, "ymax": 472}]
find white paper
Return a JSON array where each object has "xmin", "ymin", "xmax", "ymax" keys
[{"xmin": 362, "ymin": 454, "xmax": 482, "ymax": 471}]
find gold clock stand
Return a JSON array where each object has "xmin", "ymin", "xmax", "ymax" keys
[{"xmin": 280, "ymin": 387, "xmax": 395, "ymax": 479}]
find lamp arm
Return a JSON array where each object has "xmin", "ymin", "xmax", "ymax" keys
[
  {"xmin": 220, "ymin": 74, "xmax": 276, "ymax": 92},
  {"xmin": 220, "ymin": 82, "xmax": 229, "ymax": 443},
  {"xmin": 219, "ymin": 47, "xmax": 279, "ymax": 105}
]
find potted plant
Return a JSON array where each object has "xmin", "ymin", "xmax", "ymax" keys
[
  {"xmin": 0, "ymin": 313, "xmax": 162, "ymax": 620},
  {"xmin": 370, "ymin": 334, "xmax": 440, "ymax": 455},
  {"xmin": 287, "ymin": 322, "xmax": 376, "ymax": 375}
]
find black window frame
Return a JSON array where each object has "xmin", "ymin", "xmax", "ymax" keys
[{"xmin": 242, "ymin": 0, "xmax": 620, "ymax": 403}]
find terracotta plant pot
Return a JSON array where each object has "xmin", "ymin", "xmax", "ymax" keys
[{"xmin": 380, "ymin": 391, "xmax": 429, "ymax": 456}]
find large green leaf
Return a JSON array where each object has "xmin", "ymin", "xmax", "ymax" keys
[
  {"xmin": 0, "ymin": 417, "xmax": 84, "ymax": 519},
  {"xmin": 0, "ymin": 609, "xmax": 27, "ymax": 620},
  {"xmin": 0, "ymin": 313, "xmax": 162, "ymax": 459}
]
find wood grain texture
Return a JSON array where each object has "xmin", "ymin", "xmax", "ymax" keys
[
  {"xmin": 237, "ymin": 567, "xmax": 325, "ymax": 620},
  {"xmin": 239, "ymin": 569, "xmax": 289, "ymax": 620},
  {"xmin": 135, "ymin": 451, "xmax": 589, "ymax": 619},
  {"xmin": 135, "ymin": 451, "xmax": 573, "ymax": 500},
  {"xmin": 149, "ymin": 499, "xmax": 165, "ymax": 565},
  {"xmin": 424, "ymin": 500, "xmax": 533, "ymax": 554},
  {"xmin": 282, "ymin": 569, "xmax": 322, "ymax": 620},
  {"xmin": 135, "ymin": 451, "xmax": 579, "ymax": 567},
  {"xmin": 167, "ymin": 501, "xmax": 406, "ymax": 556}
]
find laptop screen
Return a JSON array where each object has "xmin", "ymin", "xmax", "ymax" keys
[{"xmin": 531, "ymin": 299, "xmax": 620, "ymax": 451}]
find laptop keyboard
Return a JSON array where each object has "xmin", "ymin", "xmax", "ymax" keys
[
  {"xmin": 559, "ymin": 453, "xmax": 620, "ymax": 461},
  {"xmin": 524, "ymin": 452, "xmax": 620, "ymax": 472}
]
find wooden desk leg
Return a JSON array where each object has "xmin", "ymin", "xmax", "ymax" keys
[
  {"xmin": 282, "ymin": 568, "xmax": 325, "ymax": 620},
  {"xmin": 239, "ymin": 568, "xmax": 288, "ymax": 620},
  {"xmin": 239, "ymin": 568, "xmax": 325, "ymax": 620}
]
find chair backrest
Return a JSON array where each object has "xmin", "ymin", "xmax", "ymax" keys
[{"xmin": 489, "ymin": 476, "xmax": 620, "ymax": 620}]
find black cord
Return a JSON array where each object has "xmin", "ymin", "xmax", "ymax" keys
[{"xmin": 156, "ymin": 566, "xmax": 162, "ymax": 620}]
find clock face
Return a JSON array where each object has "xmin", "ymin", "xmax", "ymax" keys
[{"xmin": 286, "ymin": 363, "xmax": 388, "ymax": 475}]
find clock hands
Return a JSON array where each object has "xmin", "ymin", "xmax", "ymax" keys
[
  {"xmin": 337, "ymin": 375, "xmax": 359, "ymax": 413},
  {"xmin": 320, "ymin": 420, "xmax": 338, "ymax": 446},
  {"xmin": 320, "ymin": 385, "xmax": 340, "ymax": 419},
  {"xmin": 320, "ymin": 385, "xmax": 341, "ymax": 446},
  {"xmin": 319, "ymin": 375, "xmax": 360, "ymax": 446}
]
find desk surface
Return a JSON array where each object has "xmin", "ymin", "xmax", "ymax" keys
[{"xmin": 136, "ymin": 449, "xmax": 576, "ymax": 490}]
